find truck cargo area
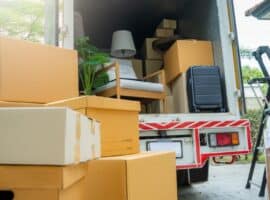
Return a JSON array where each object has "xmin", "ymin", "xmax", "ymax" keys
[{"xmin": 74, "ymin": 0, "xmax": 240, "ymax": 117}]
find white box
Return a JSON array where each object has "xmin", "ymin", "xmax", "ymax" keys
[{"xmin": 0, "ymin": 107, "xmax": 101, "ymax": 165}]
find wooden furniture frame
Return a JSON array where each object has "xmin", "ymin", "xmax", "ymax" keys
[{"xmin": 95, "ymin": 62, "xmax": 167, "ymax": 111}]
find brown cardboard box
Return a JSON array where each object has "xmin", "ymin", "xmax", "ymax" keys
[
  {"xmin": 141, "ymin": 38, "xmax": 163, "ymax": 60},
  {"xmin": 155, "ymin": 28, "xmax": 174, "ymax": 38},
  {"xmin": 144, "ymin": 60, "xmax": 163, "ymax": 75},
  {"xmin": 158, "ymin": 19, "xmax": 177, "ymax": 29},
  {"xmin": 86, "ymin": 152, "xmax": 177, "ymax": 200},
  {"xmin": 164, "ymin": 40, "xmax": 214, "ymax": 83},
  {"xmin": 86, "ymin": 96, "xmax": 140, "ymax": 157},
  {"xmin": 0, "ymin": 37, "xmax": 79, "ymax": 103},
  {"xmin": 0, "ymin": 163, "xmax": 87, "ymax": 200},
  {"xmin": 172, "ymin": 73, "xmax": 189, "ymax": 113},
  {"xmin": 131, "ymin": 59, "xmax": 143, "ymax": 79}
]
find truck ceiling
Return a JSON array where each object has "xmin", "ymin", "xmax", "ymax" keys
[{"xmin": 74, "ymin": 0, "xmax": 190, "ymax": 49}]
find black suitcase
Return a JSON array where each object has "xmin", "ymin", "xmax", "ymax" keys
[{"xmin": 186, "ymin": 66, "xmax": 226, "ymax": 113}]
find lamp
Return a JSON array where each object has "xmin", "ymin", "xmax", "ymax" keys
[
  {"xmin": 111, "ymin": 30, "xmax": 136, "ymax": 58},
  {"xmin": 246, "ymin": 0, "xmax": 270, "ymax": 20}
]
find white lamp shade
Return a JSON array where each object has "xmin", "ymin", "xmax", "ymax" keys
[{"xmin": 111, "ymin": 30, "xmax": 136, "ymax": 58}]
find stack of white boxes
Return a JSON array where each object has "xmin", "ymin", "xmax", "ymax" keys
[{"xmin": 0, "ymin": 108, "xmax": 101, "ymax": 199}]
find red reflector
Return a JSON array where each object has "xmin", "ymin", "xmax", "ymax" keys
[{"xmin": 216, "ymin": 133, "xmax": 233, "ymax": 146}]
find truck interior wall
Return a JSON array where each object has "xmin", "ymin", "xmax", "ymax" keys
[{"xmin": 180, "ymin": 0, "xmax": 224, "ymax": 73}]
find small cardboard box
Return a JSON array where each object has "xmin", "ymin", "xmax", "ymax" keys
[
  {"xmin": 158, "ymin": 19, "xmax": 177, "ymax": 29},
  {"xmin": 164, "ymin": 40, "xmax": 214, "ymax": 83},
  {"xmin": 141, "ymin": 38, "xmax": 163, "ymax": 60},
  {"xmin": 0, "ymin": 37, "xmax": 79, "ymax": 103},
  {"xmin": 172, "ymin": 73, "xmax": 189, "ymax": 113},
  {"xmin": 86, "ymin": 152, "xmax": 177, "ymax": 200},
  {"xmin": 0, "ymin": 163, "xmax": 87, "ymax": 200},
  {"xmin": 155, "ymin": 28, "xmax": 174, "ymax": 38},
  {"xmin": 86, "ymin": 96, "xmax": 140, "ymax": 157},
  {"xmin": 0, "ymin": 107, "xmax": 100, "ymax": 165},
  {"xmin": 131, "ymin": 59, "xmax": 143, "ymax": 79},
  {"xmin": 144, "ymin": 59, "xmax": 163, "ymax": 75}
]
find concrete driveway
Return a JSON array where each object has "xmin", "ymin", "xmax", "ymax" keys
[{"xmin": 179, "ymin": 164, "xmax": 267, "ymax": 200}]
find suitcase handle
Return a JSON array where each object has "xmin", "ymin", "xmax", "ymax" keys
[{"xmin": 0, "ymin": 190, "xmax": 14, "ymax": 200}]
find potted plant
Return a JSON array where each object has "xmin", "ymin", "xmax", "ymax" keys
[{"xmin": 75, "ymin": 37, "xmax": 110, "ymax": 95}]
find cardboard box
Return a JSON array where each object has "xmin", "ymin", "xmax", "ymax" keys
[
  {"xmin": 164, "ymin": 40, "xmax": 214, "ymax": 83},
  {"xmin": 0, "ymin": 96, "xmax": 139, "ymax": 157},
  {"xmin": 158, "ymin": 19, "xmax": 177, "ymax": 29},
  {"xmin": 0, "ymin": 37, "xmax": 79, "ymax": 103},
  {"xmin": 148, "ymin": 96, "xmax": 174, "ymax": 113},
  {"xmin": 86, "ymin": 96, "xmax": 140, "ymax": 157},
  {"xmin": 155, "ymin": 28, "xmax": 174, "ymax": 38},
  {"xmin": 0, "ymin": 107, "xmax": 100, "ymax": 165},
  {"xmin": 172, "ymin": 73, "xmax": 189, "ymax": 113},
  {"xmin": 145, "ymin": 59, "xmax": 163, "ymax": 75},
  {"xmin": 86, "ymin": 152, "xmax": 177, "ymax": 200},
  {"xmin": 131, "ymin": 59, "xmax": 143, "ymax": 79},
  {"xmin": 141, "ymin": 38, "xmax": 163, "ymax": 60},
  {"xmin": 0, "ymin": 163, "xmax": 87, "ymax": 200}
]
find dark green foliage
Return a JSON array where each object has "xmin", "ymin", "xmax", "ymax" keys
[
  {"xmin": 243, "ymin": 109, "xmax": 262, "ymax": 147},
  {"xmin": 75, "ymin": 37, "xmax": 110, "ymax": 95}
]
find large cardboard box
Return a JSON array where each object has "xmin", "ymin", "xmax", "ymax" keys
[
  {"xmin": 86, "ymin": 96, "xmax": 140, "ymax": 157},
  {"xmin": 155, "ymin": 28, "xmax": 174, "ymax": 38},
  {"xmin": 144, "ymin": 59, "xmax": 163, "ymax": 75},
  {"xmin": 0, "ymin": 163, "xmax": 87, "ymax": 200},
  {"xmin": 158, "ymin": 19, "xmax": 177, "ymax": 29},
  {"xmin": 0, "ymin": 107, "xmax": 100, "ymax": 165},
  {"xmin": 164, "ymin": 40, "xmax": 214, "ymax": 83},
  {"xmin": 172, "ymin": 73, "xmax": 189, "ymax": 113},
  {"xmin": 141, "ymin": 38, "xmax": 163, "ymax": 60},
  {"xmin": 86, "ymin": 152, "xmax": 177, "ymax": 200},
  {"xmin": 131, "ymin": 59, "xmax": 143, "ymax": 79},
  {"xmin": 0, "ymin": 37, "xmax": 79, "ymax": 103}
]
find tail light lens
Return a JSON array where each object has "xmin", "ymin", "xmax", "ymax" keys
[{"xmin": 209, "ymin": 132, "xmax": 239, "ymax": 147}]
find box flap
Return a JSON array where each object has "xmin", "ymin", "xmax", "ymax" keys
[
  {"xmin": 0, "ymin": 163, "xmax": 87, "ymax": 190},
  {"xmin": 46, "ymin": 96, "xmax": 87, "ymax": 110},
  {"xmin": 0, "ymin": 101, "xmax": 42, "ymax": 107},
  {"xmin": 86, "ymin": 96, "xmax": 140, "ymax": 111}
]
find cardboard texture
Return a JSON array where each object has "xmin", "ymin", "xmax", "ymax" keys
[
  {"xmin": 155, "ymin": 28, "xmax": 174, "ymax": 38},
  {"xmin": 141, "ymin": 38, "xmax": 163, "ymax": 60},
  {"xmin": 172, "ymin": 73, "xmax": 189, "ymax": 113},
  {"xmin": 0, "ymin": 107, "xmax": 100, "ymax": 165},
  {"xmin": 266, "ymin": 149, "xmax": 270, "ymax": 200},
  {"xmin": 0, "ymin": 37, "xmax": 79, "ymax": 103},
  {"xmin": 86, "ymin": 152, "xmax": 177, "ymax": 200},
  {"xmin": 0, "ymin": 163, "xmax": 87, "ymax": 200},
  {"xmin": 158, "ymin": 19, "xmax": 177, "ymax": 29},
  {"xmin": 86, "ymin": 96, "xmax": 140, "ymax": 157},
  {"xmin": 164, "ymin": 40, "xmax": 214, "ymax": 83},
  {"xmin": 144, "ymin": 60, "xmax": 163, "ymax": 75},
  {"xmin": 131, "ymin": 59, "xmax": 143, "ymax": 79}
]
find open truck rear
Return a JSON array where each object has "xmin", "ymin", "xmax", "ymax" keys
[{"xmin": 45, "ymin": 0, "xmax": 252, "ymax": 184}]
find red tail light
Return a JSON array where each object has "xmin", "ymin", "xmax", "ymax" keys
[{"xmin": 209, "ymin": 132, "xmax": 239, "ymax": 147}]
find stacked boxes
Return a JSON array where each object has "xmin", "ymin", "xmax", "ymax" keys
[
  {"xmin": 0, "ymin": 37, "xmax": 178, "ymax": 200},
  {"xmin": 141, "ymin": 19, "xmax": 177, "ymax": 113}
]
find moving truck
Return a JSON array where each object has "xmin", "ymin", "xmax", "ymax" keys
[{"xmin": 44, "ymin": 0, "xmax": 251, "ymax": 184}]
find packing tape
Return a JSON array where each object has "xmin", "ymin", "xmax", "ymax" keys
[
  {"xmin": 74, "ymin": 113, "xmax": 81, "ymax": 163},
  {"xmin": 91, "ymin": 119, "xmax": 96, "ymax": 135}
]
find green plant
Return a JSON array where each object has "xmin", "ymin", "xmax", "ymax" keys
[
  {"xmin": 75, "ymin": 37, "xmax": 109, "ymax": 95},
  {"xmin": 243, "ymin": 109, "xmax": 263, "ymax": 148}
]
